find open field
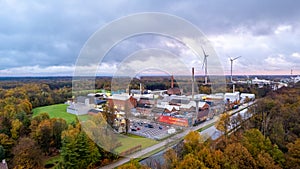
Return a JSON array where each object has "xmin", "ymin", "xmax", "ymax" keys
[
  {"xmin": 32, "ymin": 104, "xmax": 77, "ymax": 124},
  {"xmin": 114, "ymin": 134, "xmax": 158, "ymax": 154}
]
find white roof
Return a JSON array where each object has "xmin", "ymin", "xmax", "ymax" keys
[
  {"xmin": 108, "ymin": 94, "xmax": 131, "ymax": 101},
  {"xmin": 240, "ymin": 93, "xmax": 255, "ymax": 96},
  {"xmin": 179, "ymin": 101, "xmax": 207, "ymax": 109},
  {"xmin": 187, "ymin": 94, "xmax": 207, "ymax": 99},
  {"xmin": 224, "ymin": 92, "xmax": 239, "ymax": 96},
  {"xmin": 157, "ymin": 100, "xmax": 207, "ymax": 110},
  {"xmin": 156, "ymin": 104, "xmax": 180, "ymax": 111}
]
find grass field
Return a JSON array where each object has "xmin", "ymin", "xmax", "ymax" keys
[
  {"xmin": 114, "ymin": 134, "xmax": 158, "ymax": 153},
  {"xmin": 32, "ymin": 104, "xmax": 77, "ymax": 124}
]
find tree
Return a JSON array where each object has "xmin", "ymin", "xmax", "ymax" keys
[
  {"xmin": 0, "ymin": 133, "xmax": 14, "ymax": 151},
  {"xmin": 10, "ymin": 119, "xmax": 23, "ymax": 140},
  {"xmin": 242, "ymin": 129, "xmax": 270, "ymax": 157},
  {"xmin": 163, "ymin": 149, "xmax": 178, "ymax": 169},
  {"xmin": 286, "ymin": 138, "xmax": 300, "ymax": 169},
  {"xmin": 30, "ymin": 113, "xmax": 50, "ymax": 138},
  {"xmin": 256, "ymin": 152, "xmax": 281, "ymax": 169},
  {"xmin": 60, "ymin": 125, "xmax": 101, "ymax": 169},
  {"xmin": 102, "ymin": 104, "xmax": 116, "ymax": 127},
  {"xmin": 0, "ymin": 145, "xmax": 5, "ymax": 160},
  {"xmin": 215, "ymin": 113, "xmax": 231, "ymax": 144},
  {"xmin": 183, "ymin": 131, "xmax": 203, "ymax": 154},
  {"xmin": 0, "ymin": 115, "xmax": 12, "ymax": 136},
  {"xmin": 82, "ymin": 114, "xmax": 119, "ymax": 152},
  {"xmin": 196, "ymin": 146, "xmax": 224, "ymax": 169},
  {"xmin": 12, "ymin": 137, "xmax": 43, "ymax": 169},
  {"xmin": 51, "ymin": 118, "xmax": 67, "ymax": 149},
  {"xmin": 223, "ymin": 143, "xmax": 256, "ymax": 169},
  {"xmin": 36, "ymin": 119, "xmax": 53, "ymax": 154},
  {"xmin": 242, "ymin": 129, "xmax": 285, "ymax": 166},
  {"xmin": 15, "ymin": 111, "xmax": 31, "ymax": 135},
  {"xmin": 118, "ymin": 159, "xmax": 149, "ymax": 169},
  {"xmin": 176, "ymin": 153, "xmax": 206, "ymax": 169}
]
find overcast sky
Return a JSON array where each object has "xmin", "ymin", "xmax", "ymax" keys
[{"xmin": 1, "ymin": 0, "xmax": 300, "ymax": 76}]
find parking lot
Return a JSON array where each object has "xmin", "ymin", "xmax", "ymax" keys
[{"xmin": 129, "ymin": 119, "xmax": 176, "ymax": 140}]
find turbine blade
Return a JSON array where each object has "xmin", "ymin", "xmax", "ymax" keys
[
  {"xmin": 201, "ymin": 46, "xmax": 207, "ymax": 57},
  {"xmin": 202, "ymin": 58, "xmax": 205, "ymax": 69},
  {"xmin": 232, "ymin": 56, "xmax": 242, "ymax": 60}
]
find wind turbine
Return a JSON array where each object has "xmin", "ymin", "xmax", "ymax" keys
[
  {"xmin": 230, "ymin": 56, "xmax": 241, "ymax": 83},
  {"xmin": 201, "ymin": 46, "xmax": 209, "ymax": 85}
]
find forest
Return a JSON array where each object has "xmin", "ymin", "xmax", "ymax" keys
[
  {"xmin": 0, "ymin": 77, "xmax": 299, "ymax": 168},
  {"xmin": 0, "ymin": 79, "xmax": 118, "ymax": 168}
]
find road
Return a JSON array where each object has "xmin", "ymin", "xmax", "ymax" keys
[{"xmin": 100, "ymin": 101, "xmax": 255, "ymax": 169}]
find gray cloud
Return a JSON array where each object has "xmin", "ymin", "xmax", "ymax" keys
[{"xmin": 1, "ymin": 0, "xmax": 300, "ymax": 75}]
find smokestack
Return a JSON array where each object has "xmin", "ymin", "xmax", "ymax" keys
[
  {"xmin": 195, "ymin": 100, "xmax": 199, "ymax": 115},
  {"xmin": 171, "ymin": 75, "xmax": 174, "ymax": 88},
  {"xmin": 140, "ymin": 83, "xmax": 142, "ymax": 95},
  {"xmin": 233, "ymin": 84, "xmax": 235, "ymax": 93},
  {"xmin": 192, "ymin": 67, "xmax": 195, "ymax": 100}
]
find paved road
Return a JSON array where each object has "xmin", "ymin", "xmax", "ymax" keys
[{"xmin": 100, "ymin": 102, "xmax": 255, "ymax": 169}]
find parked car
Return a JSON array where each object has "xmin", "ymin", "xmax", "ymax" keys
[
  {"xmin": 233, "ymin": 105, "xmax": 239, "ymax": 109},
  {"xmin": 148, "ymin": 124, "xmax": 154, "ymax": 128}
]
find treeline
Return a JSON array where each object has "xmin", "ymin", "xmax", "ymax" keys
[
  {"xmin": 248, "ymin": 82, "xmax": 300, "ymax": 153},
  {"xmin": 0, "ymin": 83, "xmax": 72, "ymax": 108}
]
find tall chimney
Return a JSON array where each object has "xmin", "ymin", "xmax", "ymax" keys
[
  {"xmin": 232, "ymin": 84, "xmax": 235, "ymax": 93},
  {"xmin": 171, "ymin": 75, "xmax": 174, "ymax": 88},
  {"xmin": 192, "ymin": 67, "xmax": 195, "ymax": 100},
  {"xmin": 140, "ymin": 83, "xmax": 142, "ymax": 95}
]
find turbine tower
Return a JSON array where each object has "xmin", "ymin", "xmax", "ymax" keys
[
  {"xmin": 230, "ymin": 56, "xmax": 241, "ymax": 83},
  {"xmin": 201, "ymin": 46, "xmax": 209, "ymax": 85}
]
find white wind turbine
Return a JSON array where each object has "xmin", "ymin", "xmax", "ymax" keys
[
  {"xmin": 201, "ymin": 46, "xmax": 209, "ymax": 85},
  {"xmin": 230, "ymin": 56, "xmax": 241, "ymax": 83}
]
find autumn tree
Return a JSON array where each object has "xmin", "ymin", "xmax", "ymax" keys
[
  {"xmin": 286, "ymin": 138, "xmax": 300, "ymax": 169},
  {"xmin": 102, "ymin": 104, "xmax": 116, "ymax": 127},
  {"xmin": 242, "ymin": 129, "xmax": 285, "ymax": 166},
  {"xmin": 196, "ymin": 146, "xmax": 225, "ymax": 169},
  {"xmin": 215, "ymin": 113, "xmax": 231, "ymax": 144},
  {"xmin": 0, "ymin": 133, "xmax": 14, "ymax": 159},
  {"xmin": 10, "ymin": 119, "xmax": 23, "ymax": 140},
  {"xmin": 163, "ymin": 149, "xmax": 179, "ymax": 169},
  {"xmin": 176, "ymin": 153, "xmax": 206, "ymax": 169},
  {"xmin": 29, "ymin": 112, "xmax": 50, "ymax": 138},
  {"xmin": 183, "ymin": 131, "xmax": 203, "ymax": 154},
  {"xmin": 118, "ymin": 159, "xmax": 149, "ymax": 169},
  {"xmin": 51, "ymin": 118, "xmax": 67, "ymax": 149},
  {"xmin": 36, "ymin": 119, "xmax": 53, "ymax": 154},
  {"xmin": 12, "ymin": 137, "xmax": 43, "ymax": 169},
  {"xmin": 256, "ymin": 152, "xmax": 281, "ymax": 169},
  {"xmin": 15, "ymin": 111, "xmax": 31, "ymax": 135},
  {"xmin": 223, "ymin": 143, "xmax": 256, "ymax": 169}
]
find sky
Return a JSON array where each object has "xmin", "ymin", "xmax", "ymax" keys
[{"xmin": 1, "ymin": 0, "xmax": 300, "ymax": 76}]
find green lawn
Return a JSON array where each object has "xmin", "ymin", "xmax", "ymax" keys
[
  {"xmin": 114, "ymin": 135, "xmax": 158, "ymax": 154},
  {"xmin": 77, "ymin": 114, "xmax": 92, "ymax": 122},
  {"xmin": 32, "ymin": 104, "xmax": 77, "ymax": 124}
]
